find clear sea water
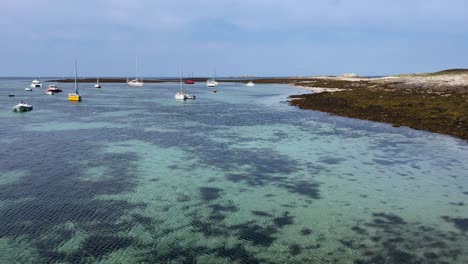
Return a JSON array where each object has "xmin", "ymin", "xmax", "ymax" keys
[{"xmin": 0, "ymin": 79, "xmax": 467, "ymax": 264}]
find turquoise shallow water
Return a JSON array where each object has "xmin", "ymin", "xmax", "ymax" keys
[{"xmin": 1, "ymin": 79, "xmax": 467, "ymax": 263}]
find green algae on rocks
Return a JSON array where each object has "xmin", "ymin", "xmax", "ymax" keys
[{"xmin": 289, "ymin": 73, "xmax": 468, "ymax": 140}]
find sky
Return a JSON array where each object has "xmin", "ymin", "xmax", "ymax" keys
[{"xmin": 0, "ymin": 0, "xmax": 467, "ymax": 77}]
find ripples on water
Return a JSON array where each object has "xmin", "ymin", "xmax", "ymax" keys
[{"xmin": 0, "ymin": 80, "xmax": 467, "ymax": 263}]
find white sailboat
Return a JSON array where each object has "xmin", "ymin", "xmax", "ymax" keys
[
  {"xmin": 95, "ymin": 77, "xmax": 101, "ymax": 88},
  {"xmin": 127, "ymin": 57, "xmax": 144, "ymax": 87},
  {"xmin": 206, "ymin": 65, "xmax": 218, "ymax": 87},
  {"xmin": 175, "ymin": 65, "xmax": 188, "ymax": 101},
  {"xmin": 246, "ymin": 81, "xmax": 255, "ymax": 87},
  {"xmin": 68, "ymin": 59, "xmax": 82, "ymax": 102}
]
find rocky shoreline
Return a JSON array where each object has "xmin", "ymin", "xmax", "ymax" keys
[{"xmin": 288, "ymin": 70, "xmax": 468, "ymax": 140}]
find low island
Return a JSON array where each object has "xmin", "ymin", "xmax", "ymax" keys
[{"xmin": 288, "ymin": 69, "xmax": 468, "ymax": 140}]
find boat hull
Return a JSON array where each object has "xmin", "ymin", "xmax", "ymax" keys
[
  {"xmin": 68, "ymin": 94, "xmax": 81, "ymax": 102},
  {"xmin": 175, "ymin": 93, "xmax": 187, "ymax": 100},
  {"xmin": 127, "ymin": 80, "xmax": 144, "ymax": 87},
  {"xmin": 13, "ymin": 105, "xmax": 33, "ymax": 112}
]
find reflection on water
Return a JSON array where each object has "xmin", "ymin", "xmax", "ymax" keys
[{"xmin": 1, "ymin": 80, "xmax": 467, "ymax": 263}]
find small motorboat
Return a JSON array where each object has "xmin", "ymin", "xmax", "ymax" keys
[
  {"xmin": 9, "ymin": 94, "xmax": 15, "ymax": 97},
  {"xmin": 246, "ymin": 81, "xmax": 255, "ymax": 87},
  {"xmin": 30, "ymin": 79, "xmax": 42, "ymax": 88},
  {"xmin": 25, "ymin": 87, "xmax": 33, "ymax": 91},
  {"xmin": 13, "ymin": 101, "xmax": 33, "ymax": 112},
  {"xmin": 184, "ymin": 79, "xmax": 195, "ymax": 85},
  {"xmin": 45, "ymin": 84, "xmax": 62, "ymax": 95},
  {"xmin": 186, "ymin": 95, "xmax": 196, "ymax": 99}
]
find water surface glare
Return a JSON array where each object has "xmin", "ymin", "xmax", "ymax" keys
[{"xmin": 1, "ymin": 80, "xmax": 467, "ymax": 263}]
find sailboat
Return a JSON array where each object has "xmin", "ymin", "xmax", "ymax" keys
[
  {"xmin": 176, "ymin": 66, "xmax": 196, "ymax": 100},
  {"xmin": 175, "ymin": 65, "xmax": 188, "ymax": 100},
  {"xmin": 127, "ymin": 57, "xmax": 144, "ymax": 87},
  {"xmin": 206, "ymin": 66, "xmax": 218, "ymax": 87},
  {"xmin": 68, "ymin": 59, "xmax": 82, "ymax": 102},
  {"xmin": 95, "ymin": 77, "xmax": 101, "ymax": 88},
  {"xmin": 246, "ymin": 81, "xmax": 255, "ymax": 87}
]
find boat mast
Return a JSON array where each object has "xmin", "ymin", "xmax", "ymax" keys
[
  {"xmin": 136, "ymin": 56, "xmax": 139, "ymax": 81},
  {"xmin": 179, "ymin": 64, "xmax": 183, "ymax": 92},
  {"xmin": 74, "ymin": 59, "xmax": 79, "ymax": 94}
]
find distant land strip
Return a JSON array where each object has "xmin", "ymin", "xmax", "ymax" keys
[{"xmin": 50, "ymin": 69, "xmax": 468, "ymax": 140}]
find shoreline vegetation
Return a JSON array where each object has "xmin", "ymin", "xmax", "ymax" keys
[
  {"xmin": 289, "ymin": 69, "xmax": 468, "ymax": 140},
  {"xmin": 50, "ymin": 69, "xmax": 468, "ymax": 140}
]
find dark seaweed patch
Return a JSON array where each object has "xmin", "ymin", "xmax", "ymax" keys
[
  {"xmin": 215, "ymin": 244, "xmax": 263, "ymax": 264},
  {"xmin": 318, "ymin": 157, "xmax": 346, "ymax": 165},
  {"xmin": 199, "ymin": 187, "xmax": 223, "ymax": 201},
  {"xmin": 207, "ymin": 203, "xmax": 238, "ymax": 222},
  {"xmin": 424, "ymin": 252, "xmax": 440, "ymax": 259},
  {"xmin": 387, "ymin": 246, "xmax": 422, "ymax": 263},
  {"xmin": 347, "ymin": 211, "xmax": 468, "ymax": 264},
  {"xmin": 209, "ymin": 213, "xmax": 227, "ymax": 221},
  {"xmin": 131, "ymin": 214, "xmax": 154, "ymax": 227},
  {"xmin": 209, "ymin": 204, "xmax": 238, "ymax": 213},
  {"xmin": 226, "ymin": 174, "xmax": 249, "ymax": 183},
  {"xmin": 282, "ymin": 180, "xmax": 321, "ymax": 199},
  {"xmin": 144, "ymin": 242, "xmax": 264, "ymax": 264},
  {"xmin": 191, "ymin": 218, "xmax": 226, "ymax": 236},
  {"xmin": 300, "ymin": 228, "xmax": 312, "ymax": 235},
  {"xmin": 351, "ymin": 225, "xmax": 368, "ymax": 235},
  {"xmin": 176, "ymin": 194, "xmax": 191, "ymax": 202},
  {"xmin": 0, "ymin": 140, "xmax": 145, "ymax": 263},
  {"xmin": 143, "ymin": 243, "xmax": 206, "ymax": 263},
  {"xmin": 235, "ymin": 223, "xmax": 277, "ymax": 247},
  {"xmin": 289, "ymin": 243, "xmax": 302, "ymax": 256},
  {"xmin": 442, "ymin": 216, "xmax": 468, "ymax": 232},
  {"xmin": 251, "ymin": 211, "xmax": 273, "ymax": 217},
  {"xmin": 273, "ymin": 212, "xmax": 294, "ymax": 228},
  {"xmin": 371, "ymin": 212, "xmax": 406, "ymax": 225},
  {"xmin": 79, "ymin": 235, "xmax": 133, "ymax": 258}
]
